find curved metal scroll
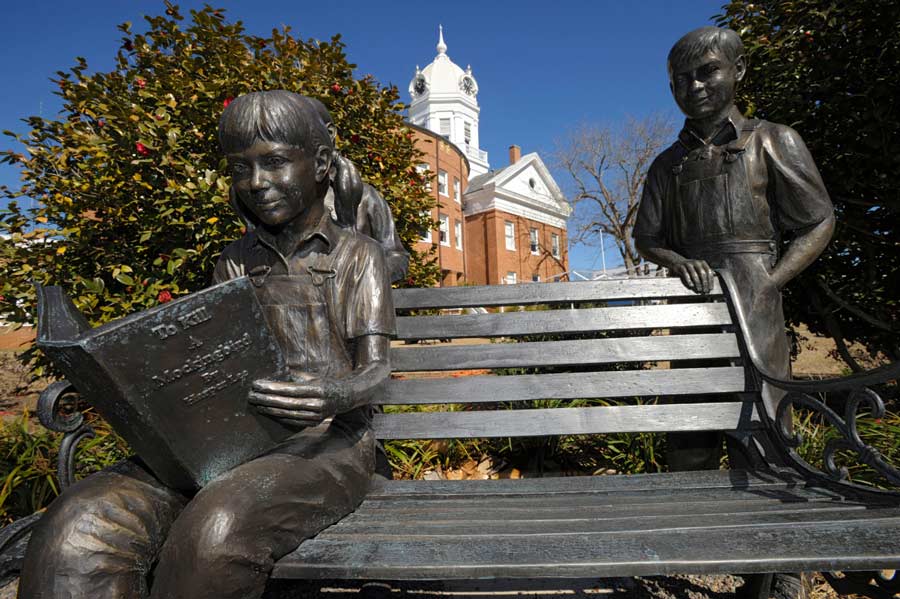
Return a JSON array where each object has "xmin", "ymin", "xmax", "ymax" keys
[
  {"xmin": 716, "ymin": 269, "xmax": 900, "ymax": 489},
  {"xmin": 775, "ymin": 388, "xmax": 900, "ymax": 487},
  {"xmin": 37, "ymin": 380, "xmax": 95, "ymax": 490}
]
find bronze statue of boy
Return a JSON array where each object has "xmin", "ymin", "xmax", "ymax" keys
[
  {"xmin": 634, "ymin": 26, "xmax": 835, "ymax": 599},
  {"xmin": 635, "ymin": 25, "xmax": 834, "ymax": 420},
  {"xmin": 20, "ymin": 91, "xmax": 395, "ymax": 599}
]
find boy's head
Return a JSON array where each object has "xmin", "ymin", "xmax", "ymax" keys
[
  {"xmin": 667, "ymin": 27, "xmax": 746, "ymax": 121},
  {"xmin": 218, "ymin": 91, "xmax": 333, "ymax": 229}
]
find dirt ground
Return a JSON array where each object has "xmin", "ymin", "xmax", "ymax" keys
[{"xmin": 0, "ymin": 572, "xmax": 877, "ymax": 598}]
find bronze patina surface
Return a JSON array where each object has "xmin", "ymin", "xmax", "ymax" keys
[{"xmin": 20, "ymin": 91, "xmax": 395, "ymax": 599}]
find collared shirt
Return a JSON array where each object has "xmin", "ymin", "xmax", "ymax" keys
[
  {"xmin": 634, "ymin": 107, "xmax": 833, "ymax": 251},
  {"xmin": 213, "ymin": 214, "xmax": 396, "ymax": 344}
]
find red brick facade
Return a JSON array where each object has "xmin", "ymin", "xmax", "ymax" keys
[
  {"xmin": 409, "ymin": 124, "xmax": 470, "ymax": 287},
  {"xmin": 463, "ymin": 211, "xmax": 568, "ymax": 286},
  {"xmin": 407, "ymin": 128, "xmax": 569, "ymax": 287}
]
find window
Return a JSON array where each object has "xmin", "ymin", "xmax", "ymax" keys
[
  {"xmin": 439, "ymin": 214, "xmax": 450, "ymax": 246},
  {"xmin": 531, "ymin": 273, "xmax": 541, "ymax": 282},
  {"xmin": 439, "ymin": 118, "xmax": 451, "ymax": 137},
  {"xmin": 551, "ymin": 233, "xmax": 561, "ymax": 258},
  {"xmin": 417, "ymin": 163, "xmax": 431, "ymax": 191},
  {"xmin": 453, "ymin": 177, "xmax": 461, "ymax": 203},
  {"xmin": 504, "ymin": 221, "xmax": 516, "ymax": 251},
  {"xmin": 454, "ymin": 220, "xmax": 463, "ymax": 250},
  {"xmin": 504, "ymin": 271, "xmax": 517, "ymax": 285},
  {"xmin": 420, "ymin": 210, "xmax": 432, "ymax": 243},
  {"xmin": 529, "ymin": 228, "xmax": 539, "ymax": 255},
  {"xmin": 438, "ymin": 170, "xmax": 448, "ymax": 196},
  {"xmin": 464, "ymin": 121, "xmax": 472, "ymax": 144}
]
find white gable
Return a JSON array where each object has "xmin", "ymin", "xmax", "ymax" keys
[
  {"xmin": 505, "ymin": 163, "xmax": 553, "ymax": 201},
  {"xmin": 463, "ymin": 152, "xmax": 571, "ymax": 229}
]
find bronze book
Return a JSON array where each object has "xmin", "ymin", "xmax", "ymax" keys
[{"xmin": 36, "ymin": 277, "xmax": 293, "ymax": 491}]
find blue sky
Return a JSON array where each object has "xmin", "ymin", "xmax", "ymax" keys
[{"xmin": 2, "ymin": 0, "xmax": 726, "ymax": 272}]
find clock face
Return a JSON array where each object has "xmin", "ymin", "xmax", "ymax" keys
[
  {"xmin": 460, "ymin": 75, "xmax": 476, "ymax": 95},
  {"xmin": 413, "ymin": 75, "xmax": 427, "ymax": 96}
]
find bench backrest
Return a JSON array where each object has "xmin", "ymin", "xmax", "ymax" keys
[{"xmin": 373, "ymin": 277, "xmax": 760, "ymax": 442}]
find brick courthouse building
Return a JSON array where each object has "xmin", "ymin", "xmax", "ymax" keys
[{"xmin": 407, "ymin": 28, "xmax": 571, "ymax": 286}]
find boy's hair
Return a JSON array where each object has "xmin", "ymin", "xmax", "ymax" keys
[
  {"xmin": 667, "ymin": 26, "xmax": 744, "ymax": 76},
  {"xmin": 218, "ymin": 90, "xmax": 332, "ymax": 155},
  {"xmin": 303, "ymin": 97, "xmax": 337, "ymax": 144}
]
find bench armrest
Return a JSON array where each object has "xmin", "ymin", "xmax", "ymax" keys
[
  {"xmin": 37, "ymin": 380, "xmax": 96, "ymax": 490},
  {"xmin": 717, "ymin": 269, "xmax": 900, "ymax": 489}
]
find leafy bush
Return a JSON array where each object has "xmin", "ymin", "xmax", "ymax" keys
[
  {"xmin": 0, "ymin": 2, "xmax": 438, "ymax": 378},
  {"xmin": 0, "ymin": 411, "xmax": 130, "ymax": 523}
]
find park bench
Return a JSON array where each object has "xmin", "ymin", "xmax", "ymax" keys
[
  {"xmin": 270, "ymin": 269, "xmax": 900, "ymax": 596},
  {"xmin": 6, "ymin": 269, "xmax": 900, "ymax": 596}
]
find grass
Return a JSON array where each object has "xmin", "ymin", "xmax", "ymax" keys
[{"xmin": 0, "ymin": 410, "xmax": 130, "ymax": 523}]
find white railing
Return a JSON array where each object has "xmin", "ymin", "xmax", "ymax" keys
[{"xmin": 465, "ymin": 145, "xmax": 488, "ymax": 162}]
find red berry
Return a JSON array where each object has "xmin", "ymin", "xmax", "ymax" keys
[
  {"xmin": 135, "ymin": 142, "xmax": 150, "ymax": 156},
  {"xmin": 136, "ymin": 78, "xmax": 146, "ymax": 89},
  {"xmin": 223, "ymin": 97, "xmax": 234, "ymax": 108},
  {"xmin": 157, "ymin": 290, "xmax": 173, "ymax": 303},
  {"xmin": 331, "ymin": 83, "xmax": 342, "ymax": 93},
  {"xmin": 97, "ymin": 119, "xmax": 105, "ymax": 127}
]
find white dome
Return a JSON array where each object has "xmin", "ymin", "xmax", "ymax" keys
[{"xmin": 409, "ymin": 26, "xmax": 478, "ymax": 102}]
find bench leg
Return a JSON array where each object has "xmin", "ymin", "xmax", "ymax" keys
[
  {"xmin": 736, "ymin": 573, "xmax": 774, "ymax": 599},
  {"xmin": 736, "ymin": 573, "xmax": 811, "ymax": 599},
  {"xmin": 360, "ymin": 581, "xmax": 393, "ymax": 599}
]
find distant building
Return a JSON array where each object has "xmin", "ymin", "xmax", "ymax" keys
[
  {"xmin": 408, "ymin": 122, "xmax": 470, "ymax": 287},
  {"xmin": 407, "ymin": 27, "xmax": 571, "ymax": 286}
]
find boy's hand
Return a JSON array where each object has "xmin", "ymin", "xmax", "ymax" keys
[
  {"xmin": 673, "ymin": 259, "xmax": 714, "ymax": 294},
  {"xmin": 249, "ymin": 378, "xmax": 341, "ymax": 425}
]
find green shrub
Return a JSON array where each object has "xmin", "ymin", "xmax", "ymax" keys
[
  {"xmin": 0, "ymin": 412, "xmax": 130, "ymax": 523},
  {"xmin": 0, "ymin": 2, "xmax": 438, "ymax": 380}
]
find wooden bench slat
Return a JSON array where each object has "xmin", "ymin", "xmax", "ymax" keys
[
  {"xmin": 274, "ymin": 513, "xmax": 900, "ymax": 579},
  {"xmin": 367, "ymin": 468, "xmax": 804, "ymax": 498},
  {"xmin": 325, "ymin": 505, "xmax": 873, "ymax": 538},
  {"xmin": 342, "ymin": 493, "xmax": 863, "ymax": 524},
  {"xmin": 381, "ymin": 367, "xmax": 746, "ymax": 405},
  {"xmin": 340, "ymin": 498, "xmax": 861, "ymax": 528},
  {"xmin": 395, "ymin": 303, "xmax": 732, "ymax": 340},
  {"xmin": 373, "ymin": 402, "xmax": 759, "ymax": 439},
  {"xmin": 355, "ymin": 486, "xmax": 846, "ymax": 515},
  {"xmin": 393, "ymin": 278, "xmax": 723, "ymax": 310},
  {"xmin": 390, "ymin": 333, "xmax": 740, "ymax": 372}
]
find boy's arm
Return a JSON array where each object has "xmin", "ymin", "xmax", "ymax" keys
[
  {"xmin": 769, "ymin": 216, "xmax": 834, "ymax": 289},
  {"xmin": 635, "ymin": 238, "xmax": 715, "ymax": 294},
  {"xmin": 248, "ymin": 334, "xmax": 390, "ymax": 424},
  {"xmin": 766, "ymin": 124, "xmax": 836, "ymax": 290},
  {"xmin": 633, "ymin": 155, "xmax": 715, "ymax": 294}
]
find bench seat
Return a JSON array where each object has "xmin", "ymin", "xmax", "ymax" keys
[{"xmin": 275, "ymin": 468, "xmax": 900, "ymax": 579}]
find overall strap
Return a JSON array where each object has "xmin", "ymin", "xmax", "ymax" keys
[
  {"xmin": 309, "ymin": 245, "xmax": 342, "ymax": 342},
  {"xmin": 724, "ymin": 118, "xmax": 761, "ymax": 162}
]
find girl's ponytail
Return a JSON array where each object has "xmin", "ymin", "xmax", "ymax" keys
[{"xmin": 331, "ymin": 152, "xmax": 364, "ymax": 228}]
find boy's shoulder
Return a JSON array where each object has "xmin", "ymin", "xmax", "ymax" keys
[{"xmin": 330, "ymin": 225, "xmax": 389, "ymax": 270}]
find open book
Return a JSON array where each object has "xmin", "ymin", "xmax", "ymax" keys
[{"xmin": 36, "ymin": 277, "xmax": 293, "ymax": 491}]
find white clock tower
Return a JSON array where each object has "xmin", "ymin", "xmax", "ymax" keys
[{"xmin": 408, "ymin": 26, "xmax": 490, "ymax": 178}]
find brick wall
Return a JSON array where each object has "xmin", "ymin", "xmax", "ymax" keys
[{"xmin": 409, "ymin": 126, "xmax": 469, "ymax": 286}]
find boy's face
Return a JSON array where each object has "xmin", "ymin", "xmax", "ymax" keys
[
  {"xmin": 228, "ymin": 140, "xmax": 329, "ymax": 228},
  {"xmin": 669, "ymin": 48, "xmax": 745, "ymax": 121}
]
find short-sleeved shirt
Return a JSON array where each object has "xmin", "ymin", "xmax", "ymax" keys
[
  {"xmin": 214, "ymin": 213, "xmax": 396, "ymax": 344},
  {"xmin": 213, "ymin": 214, "xmax": 395, "ymax": 432},
  {"xmin": 634, "ymin": 107, "xmax": 833, "ymax": 252}
]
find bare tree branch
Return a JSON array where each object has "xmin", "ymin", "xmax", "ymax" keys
[{"xmin": 552, "ymin": 115, "xmax": 675, "ymax": 274}]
